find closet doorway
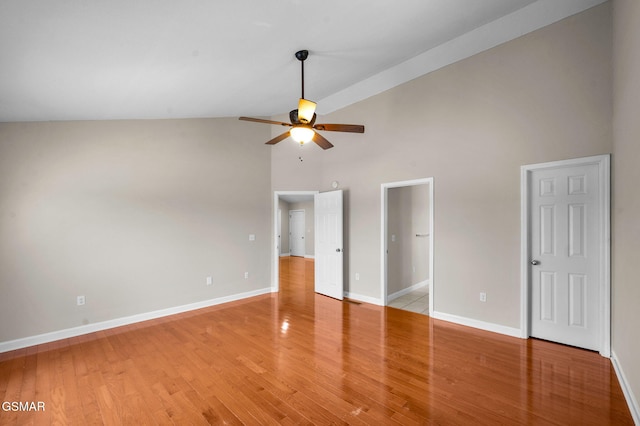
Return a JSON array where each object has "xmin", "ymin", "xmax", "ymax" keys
[{"xmin": 381, "ymin": 178, "xmax": 434, "ymax": 315}]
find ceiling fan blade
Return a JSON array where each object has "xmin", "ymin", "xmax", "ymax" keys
[
  {"xmin": 314, "ymin": 123, "xmax": 365, "ymax": 133},
  {"xmin": 265, "ymin": 131, "xmax": 291, "ymax": 145},
  {"xmin": 239, "ymin": 117, "xmax": 292, "ymax": 127},
  {"xmin": 312, "ymin": 132, "xmax": 334, "ymax": 150}
]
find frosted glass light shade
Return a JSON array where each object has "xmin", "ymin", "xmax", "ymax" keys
[{"xmin": 290, "ymin": 126, "xmax": 315, "ymax": 144}]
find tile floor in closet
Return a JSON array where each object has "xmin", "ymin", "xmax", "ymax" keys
[{"xmin": 388, "ymin": 285, "xmax": 429, "ymax": 315}]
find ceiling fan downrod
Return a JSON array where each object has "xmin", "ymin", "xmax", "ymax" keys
[{"xmin": 295, "ymin": 50, "xmax": 308, "ymax": 99}]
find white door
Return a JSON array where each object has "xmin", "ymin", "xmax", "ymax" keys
[
  {"xmin": 315, "ymin": 190, "xmax": 343, "ymax": 300},
  {"xmin": 529, "ymin": 162, "xmax": 601, "ymax": 351},
  {"xmin": 289, "ymin": 210, "xmax": 305, "ymax": 257}
]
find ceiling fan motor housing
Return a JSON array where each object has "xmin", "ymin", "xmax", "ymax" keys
[{"xmin": 290, "ymin": 109, "xmax": 316, "ymax": 126}]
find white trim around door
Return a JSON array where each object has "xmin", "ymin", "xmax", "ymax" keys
[
  {"xmin": 520, "ymin": 154, "xmax": 610, "ymax": 357},
  {"xmin": 381, "ymin": 177, "xmax": 434, "ymax": 314}
]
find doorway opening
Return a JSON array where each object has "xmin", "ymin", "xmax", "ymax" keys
[
  {"xmin": 273, "ymin": 191, "xmax": 317, "ymax": 293},
  {"xmin": 381, "ymin": 178, "xmax": 434, "ymax": 315}
]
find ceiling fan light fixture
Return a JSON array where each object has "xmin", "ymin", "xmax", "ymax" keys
[
  {"xmin": 298, "ymin": 98, "xmax": 316, "ymax": 124},
  {"xmin": 238, "ymin": 49, "xmax": 363, "ymax": 150},
  {"xmin": 290, "ymin": 126, "xmax": 315, "ymax": 145}
]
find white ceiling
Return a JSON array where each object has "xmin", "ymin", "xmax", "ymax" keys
[{"xmin": 0, "ymin": 0, "xmax": 606, "ymax": 123}]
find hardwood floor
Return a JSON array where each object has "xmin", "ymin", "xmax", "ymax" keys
[{"xmin": 0, "ymin": 256, "xmax": 633, "ymax": 425}]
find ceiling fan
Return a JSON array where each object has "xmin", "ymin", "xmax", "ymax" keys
[{"xmin": 239, "ymin": 50, "xmax": 365, "ymax": 150}]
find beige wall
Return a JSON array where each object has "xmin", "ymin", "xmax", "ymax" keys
[
  {"xmin": 0, "ymin": 118, "xmax": 272, "ymax": 342},
  {"xmin": 277, "ymin": 198, "xmax": 289, "ymax": 255},
  {"xmin": 612, "ymin": 0, "xmax": 640, "ymax": 417},
  {"xmin": 272, "ymin": 4, "xmax": 612, "ymax": 328}
]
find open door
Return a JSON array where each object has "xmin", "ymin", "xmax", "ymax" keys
[{"xmin": 314, "ymin": 190, "xmax": 343, "ymax": 300}]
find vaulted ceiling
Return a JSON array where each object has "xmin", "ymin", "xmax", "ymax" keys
[{"xmin": 0, "ymin": 0, "xmax": 606, "ymax": 122}]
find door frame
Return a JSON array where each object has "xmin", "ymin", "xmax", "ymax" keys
[
  {"xmin": 272, "ymin": 191, "xmax": 318, "ymax": 292},
  {"xmin": 381, "ymin": 177, "xmax": 434, "ymax": 312},
  {"xmin": 277, "ymin": 208, "xmax": 282, "ymax": 256},
  {"xmin": 520, "ymin": 154, "xmax": 610, "ymax": 357}
]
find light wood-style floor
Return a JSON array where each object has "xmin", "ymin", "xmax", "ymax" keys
[{"xmin": 0, "ymin": 257, "xmax": 633, "ymax": 425}]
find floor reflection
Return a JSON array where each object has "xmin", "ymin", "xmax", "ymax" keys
[{"xmin": 274, "ymin": 256, "xmax": 631, "ymax": 424}]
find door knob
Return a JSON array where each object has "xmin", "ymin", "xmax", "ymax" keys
[
  {"xmin": 531, "ymin": 260, "xmax": 540, "ymax": 265},
  {"xmin": 336, "ymin": 248, "xmax": 341, "ymax": 252}
]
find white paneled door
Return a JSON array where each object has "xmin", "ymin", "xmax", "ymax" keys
[
  {"xmin": 529, "ymin": 162, "xmax": 601, "ymax": 351},
  {"xmin": 289, "ymin": 210, "xmax": 305, "ymax": 257},
  {"xmin": 315, "ymin": 190, "xmax": 343, "ymax": 300}
]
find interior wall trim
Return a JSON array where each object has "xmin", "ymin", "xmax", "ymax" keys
[
  {"xmin": 387, "ymin": 280, "xmax": 429, "ymax": 303},
  {"xmin": 0, "ymin": 287, "xmax": 273, "ymax": 354},
  {"xmin": 611, "ymin": 350, "xmax": 640, "ymax": 425},
  {"xmin": 431, "ymin": 311, "xmax": 522, "ymax": 339},
  {"xmin": 344, "ymin": 292, "xmax": 383, "ymax": 306}
]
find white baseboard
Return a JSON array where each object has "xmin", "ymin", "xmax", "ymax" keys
[
  {"xmin": 611, "ymin": 350, "xmax": 640, "ymax": 425},
  {"xmin": 280, "ymin": 254, "xmax": 314, "ymax": 259},
  {"xmin": 431, "ymin": 310, "xmax": 522, "ymax": 338},
  {"xmin": 388, "ymin": 280, "xmax": 429, "ymax": 302},
  {"xmin": 0, "ymin": 287, "xmax": 273, "ymax": 354},
  {"xmin": 344, "ymin": 292, "xmax": 383, "ymax": 306}
]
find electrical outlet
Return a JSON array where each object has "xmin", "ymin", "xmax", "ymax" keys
[
  {"xmin": 249, "ymin": 234, "xmax": 256, "ymax": 241},
  {"xmin": 77, "ymin": 295, "xmax": 85, "ymax": 306},
  {"xmin": 244, "ymin": 272, "xmax": 249, "ymax": 279},
  {"xmin": 480, "ymin": 292, "xmax": 487, "ymax": 302},
  {"xmin": 206, "ymin": 276, "xmax": 212, "ymax": 286},
  {"xmin": 355, "ymin": 273, "xmax": 360, "ymax": 281}
]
